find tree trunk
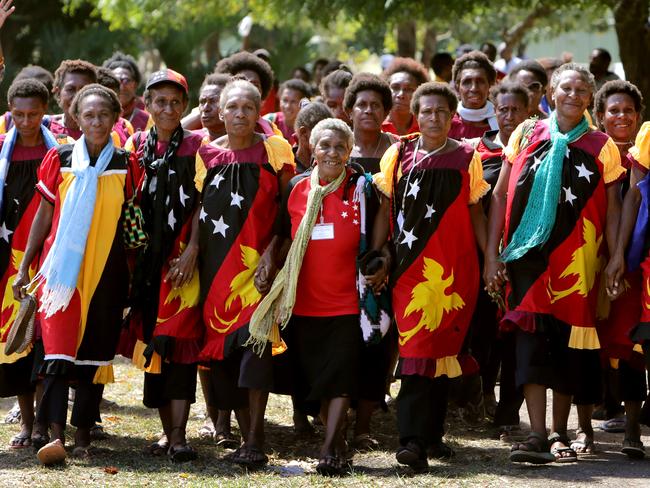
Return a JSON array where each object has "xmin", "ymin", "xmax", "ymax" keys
[
  {"xmin": 612, "ymin": 0, "xmax": 650, "ymax": 121},
  {"xmin": 421, "ymin": 26, "xmax": 436, "ymax": 69},
  {"xmin": 502, "ymin": 4, "xmax": 552, "ymax": 50},
  {"xmin": 396, "ymin": 20, "xmax": 416, "ymax": 58},
  {"xmin": 205, "ymin": 31, "xmax": 221, "ymax": 67}
]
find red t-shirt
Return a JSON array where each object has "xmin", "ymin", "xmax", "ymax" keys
[
  {"xmin": 286, "ymin": 170, "xmax": 360, "ymax": 317},
  {"xmin": 381, "ymin": 115, "xmax": 419, "ymax": 136}
]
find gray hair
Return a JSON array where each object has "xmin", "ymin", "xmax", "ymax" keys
[
  {"xmin": 309, "ymin": 117, "xmax": 354, "ymax": 149},
  {"xmin": 550, "ymin": 63, "xmax": 596, "ymax": 94},
  {"xmin": 219, "ymin": 79, "xmax": 261, "ymax": 111}
]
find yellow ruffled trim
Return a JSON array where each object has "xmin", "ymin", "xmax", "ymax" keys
[
  {"xmin": 131, "ymin": 339, "xmax": 162, "ymax": 374},
  {"xmin": 568, "ymin": 326, "xmax": 600, "ymax": 350},
  {"xmin": 92, "ymin": 364, "xmax": 114, "ymax": 384},
  {"xmin": 633, "ymin": 343, "xmax": 644, "ymax": 354},
  {"xmin": 271, "ymin": 338, "xmax": 287, "ymax": 357},
  {"xmin": 609, "ymin": 358, "xmax": 619, "ymax": 370},
  {"xmin": 0, "ymin": 343, "xmax": 32, "ymax": 364},
  {"xmin": 434, "ymin": 356, "xmax": 463, "ymax": 379}
]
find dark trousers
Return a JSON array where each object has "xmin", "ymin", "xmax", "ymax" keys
[
  {"xmin": 37, "ymin": 365, "xmax": 102, "ymax": 429},
  {"xmin": 494, "ymin": 331, "xmax": 524, "ymax": 426},
  {"xmin": 397, "ymin": 375, "xmax": 449, "ymax": 449}
]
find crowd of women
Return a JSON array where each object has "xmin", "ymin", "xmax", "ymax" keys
[{"xmin": 0, "ymin": 2, "xmax": 649, "ymax": 477}]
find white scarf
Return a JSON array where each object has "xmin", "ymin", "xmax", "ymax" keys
[{"xmin": 457, "ymin": 101, "xmax": 499, "ymax": 130}]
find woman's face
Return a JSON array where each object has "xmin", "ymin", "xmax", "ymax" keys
[
  {"xmin": 10, "ymin": 97, "xmax": 47, "ymax": 141},
  {"xmin": 279, "ymin": 87, "xmax": 302, "ymax": 125},
  {"xmin": 220, "ymin": 87, "xmax": 259, "ymax": 138},
  {"xmin": 76, "ymin": 94, "xmax": 118, "ymax": 148},
  {"xmin": 235, "ymin": 69, "xmax": 262, "ymax": 95},
  {"xmin": 457, "ymin": 68, "xmax": 490, "ymax": 109},
  {"xmin": 112, "ymin": 66, "xmax": 137, "ymax": 107},
  {"xmin": 599, "ymin": 92, "xmax": 640, "ymax": 143},
  {"xmin": 388, "ymin": 71, "xmax": 418, "ymax": 116},
  {"xmin": 350, "ymin": 89, "xmax": 386, "ymax": 133},
  {"xmin": 146, "ymin": 84, "xmax": 188, "ymax": 134},
  {"xmin": 513, "ymin": 69, "xmax": 544, "ymax": 114},
  {"xmin": 199, "ymin": 84, "xmax": 224, "ymax": 132},
  {"xmin": 416, "ymin": 94, "xmax": 453, "ymax": 141},
  {"xmin": 495, "ymin": 93, "xmax": 529, "ymax": 141},
  {"xmin": 324, "ymin": 87, "xmax": 350, "ymax": 124},
  {"xmin": 552, "ymin": 70, "xmax": 592, "ymax": 122},
  {"xmin": 313, "ymin": 129, "xmax": 351, "ymax": 182},
  {"xmin": 57, "ymin": 71, "xmax": 94, "ymax": 115}
]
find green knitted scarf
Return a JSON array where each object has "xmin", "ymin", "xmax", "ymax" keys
[
  {"xmin": 501, "ymin": 113, "xmax": 589, "ymax": 262},
  {"xmin": 246, "ymin": 166, "xmax": 347, "ymax": 355}
]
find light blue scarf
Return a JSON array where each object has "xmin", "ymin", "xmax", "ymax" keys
[
  {"xmin": 501, "ymin": 113, "xmax": 589, "ymax": 262},
  {"xmin": 35, "ymin": 135, "xmax": 115, "ymax": 317},
  {"xmin": 0, "ymin": 125, "xmax": 58, "ymax": 215}
]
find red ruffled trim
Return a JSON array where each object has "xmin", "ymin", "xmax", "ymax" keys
[
  {"xmin": 500, "ymin": 310, "xmax": 536, "ymax": 333},
  {"xmin": 399, "ymin": 353, "xmax": 479, "ymax": 378},
  {"xmin": 171, "ymin": 337, "xmax": 202, "ymax": 364}
]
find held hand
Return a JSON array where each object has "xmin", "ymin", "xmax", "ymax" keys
[
  {"xmin": 0, "ymin": 0, "xmax": 15, "ymax": 30},
  {"xmin": 254, "ymin": 251, "xmax": 276, "ymax": 296},
  {"xmin": 483, "ymin": 257, "xmax": 507, "ymax": 295},
  {"xmin": 364, "ymin": 257, "xmax": 389, "ymax": 295},
  {"xmin": 605, "ymin": 253, "xmax": 625, "ymax": 300},
  {"xmin": 12, "ymin": 268, "xmax": 29, "ymax": 300},
  {"xmin": 164, "ymin": 245, "xmax": 198, "ymax": 289}
]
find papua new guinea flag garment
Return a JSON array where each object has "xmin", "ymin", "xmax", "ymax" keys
[
  {"xmin": 196, "ymin": 135, "xmax": 295, "ymax": 361},
  {"xmin": 374, "ymin": 134, "xmax": 489, "ymax": 378}
]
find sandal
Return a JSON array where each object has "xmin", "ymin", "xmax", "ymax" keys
[
  {"xmin": 168, "ymin": 444, "xmax": 198, "ymax": 463},
  {"xmin": 570, "ymin": 429, "xmax": 595, "ymax": 454},
  {"xmin": 352, "ymin": 433, "xmax": 379, "ymax": 452},
  {"xmin": 231, "ymin": 445, "xmax": 268, "ymax": 468},
  {"xmin": 509, "ymin": 432, "xmax": 555, "ymax": 464},
  {"xmin": 9, "ymin": 432, "xmax": 32, "ymax": 449},
  {"xmin": 548, "ymin": 432, "xmax": 578, "ymax": 463},
  {"xmin": 499, "ymin": 425, "xmax": 527, "ymax": 444},
  {"xmin": 396, "ymin": 441, "xmax": 428, "ymax": 472},
  {"xmin": 3, "ymin": 402, "xmax": 21, "ymax": 424},
  {"xmin": 198, "ymin": 422, "xmax": 216, "ymax": 440},
  {"xmin": 214, "ymin": 432, "xmax": 240, "ymax": 449},
  {"xmin": 316, "ymin": 455, "xmax": 343, "ymax": 476},
  {"xmin": 90, "ymin": 423, "xmax": 109, "ymax": 441},
  {"xmin": 31, "ymin": 432, "xmax": 50, "ymax": 451},
  {"xmin": 427, "ymin": 440, "xmax": 455, "ymax": 459},
  {"xmin": 146, "ymin": 439, "xmax": 169, "ymax": 456},
  {"xmin": 37, "ymin": 439, "xmax": 67, "ymax": 465},
  {"xmin": 621, "ymin": 438, "xmax": 645, "ymax": 459},
  {"xmin": 71, "ymin": 445, "xmax": 95, "ymax": 459},
  {"xmin": 600, "ymin": 417, "xmax": 626, "ymax": 433}
]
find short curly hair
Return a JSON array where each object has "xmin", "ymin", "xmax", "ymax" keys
[
  {"xmin": 343, "ymin": 73, "xmax": 393, "ymax": 112},
  {"xmin": 69, "ymin": 83, "xmax": 121, "ymax": 122},
  {"xmin": 319, "ymin": 69, "xmax": 353, "ymax": 99},
  {"xmin": 594, "ymin": 79, "xmax": 645, "ymax": 128},
  {"xmin": 280, "ymin": 78, "xmax": 312, "ymax": 99},
  {"xmin": 96, "ymin": 67, "xmax": 120, "ymax": 94},
  {"xmin": 214, "ymin": 51, "xmax": 274, "ymax": 100},
  {"xmin": 382, "ymin": 57, "xmax": 429, "ymax": 86},
  {"xmin": 309, "ymin": 117, "xmax": 354, "ymax": 149},
  {"xmin": 13, "ymin": 65, "xmax": 54, "ymax": 94},
  {"xmin": 102, "ymin": 51, "xmax": 142, "ymax": 85},
  {"xmin": 550, "ymin": 62, "xmax": 596, "ymax": 94},
  {"xmin": 411, "ymin": 81, "xmax": 458, "ymax": 115},
  {"xmin": 201, "ymin": 73, "xmax": 231, "ymax": 91},
  {"xmin": 489, "ymin": 81, "xmax": 530, "ymax": 108},
  {"xmin": 53, "ymin": 59, "xmax": 97, "ymax": 97},
  {"xmin": 452, "ymin": 50, "xmax": 497, "ymax": 86},
  {"xmin": 219, "ymin": 79, "xmax": 261, "ymax": 112},
  {"xmin": 509, "ymin": 59, "xmax": 548, "ymax": 88},
  {"xmin": 8, "ymin": 79, "xmax": 49, "ymax": 106},
  {"xmin": 295, "ymin": 102, "xmax": 332, "ymax": 130}
]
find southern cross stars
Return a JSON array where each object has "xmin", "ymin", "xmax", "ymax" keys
[
  {"xmin": 575, "ymin": 163, "xmax": 593, "ymax": 182},
  {"xmin": 563, "ymin": 186, "xmax": 577, "ymax": 205},
  {"xmin": 211, "ymin": 216, "xmax": 229, "ymax": 237},
  {"xmin": 230, "ymin": 192, "xmax": 244, "ymax": 208},
  {"xmin": 400, "ymin": 228, "xmax": 418, "ymax": 249},
  {"xmin": 0, "ymin": 222, "xmax": 12, "ymax": 242}
]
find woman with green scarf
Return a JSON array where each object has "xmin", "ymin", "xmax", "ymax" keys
[{"xmin": 484, "ymin": 63, "xmax": 625, "ymax": 464}]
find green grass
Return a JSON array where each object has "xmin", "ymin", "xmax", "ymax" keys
[{"xmin": 1, "ymin": 359, "xmax": 649, "ymax": 487}]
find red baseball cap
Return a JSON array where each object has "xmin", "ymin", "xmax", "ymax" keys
[{"xmin": 145, "ymin": 68, "xmax": 188, "ymax": 94}]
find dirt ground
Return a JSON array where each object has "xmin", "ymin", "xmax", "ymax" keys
[{"xmin": 0, "ymin": 358, "xmax": 649, "ymax": 487}]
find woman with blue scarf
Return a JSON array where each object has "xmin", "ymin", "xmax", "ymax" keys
[
  {"xmin": 13, "ymin": 84, "xmax": 137, "ymax": 465},
  {"xmin": 484, "ymin": 63, "xmax": 625, "ymax": 464},
  {"xmin": 0, "ymin": 79, "xmax": 62, "ymax": 451}
]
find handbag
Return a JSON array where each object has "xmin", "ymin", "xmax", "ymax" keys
[
  {"xmin": 122, "ymin": 137, "xmax": 148, "ymax": 249},
  {"xmin": 4, "ymin": 292, "xmax": 36, "ymax": 355}
]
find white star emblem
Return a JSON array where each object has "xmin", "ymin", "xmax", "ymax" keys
[
  {"xmin": 13, "ymin": 198, "xmax": 19, "ymax": 205},
  {"xmin": 230, "ymin": 192, "xmax": 244, "ymax": 208},
  {"xmin": 353, "ymin": 219, "xmax": 359, "ymax": 225},
  {"xmin": 563, "ymin": 186, "xmax": 577, "ymax": 205},
  {"xmin": 169, "ymin": 169, "xmax": 176, "ymax": 176},
  {"xmin": 210, "ymin": 174, "xmax": 225, "ymax": 189},
  {"xmin": 211, "ymin": 216, "xmax": 229, "ymax": 237},
  {"xmin": 353, "ymin": 204, "xmax": 359, "ymax": 211},
  {"xmin": 199, "ymin": 207, "xmax": 208, "ymax": 222},
  {"xmin": 0, "ymin": 222, "xmax": 13, "ymax": 242},
  {"xmin": 341, "ymin": 211, "xmax": 348, "ymax": 218},
  {"xmin": 531, "ymin": 156, "xmax": 542, "ymax": 172},
  {"xmin": 400, "ymin": 228, "xmax": 418, "ymax": 249},
  {"xmin": 407, "ymin": 179, "xmax": 420, "ymax": 199},
  {"xmin": 168, "ymin": 210, "xmax": 176, "ymax": 228},
  {"xmin": 178, "ymin": 185, "xmax": 190, "ymax": 206},
  {"xmin": 575, "ymin": 163, "xmax": 593, "ymax": 182},
  {"xmin": 343, "ymin": 200, "xmax": 349, "ymax": 206},
  {"xmin": 425, "ymin": 204, "xmax": 436, "ymax": 219}
]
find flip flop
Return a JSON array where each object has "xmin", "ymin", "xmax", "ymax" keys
[
  {"xmin": 198, "ymin": 424, "xmax": 216, "ymax": 440},
  {"xmin": 570, "ymin": 430, "xmax": 595, "ymax": 454},
  {"xmin": 146, "ymin": 440, "xmax": 169, "ymax": 456},
  {"xmin": 214, "ymin": 432, "xmax": 239, "ymax": 449},
  {"xmin": 9, "ymin": 433, "xmax": 32, "ymax": 449},
  {"xmin": 600, "ymin": 417, "xmax": 626, "ymax": 433},
  {"xmin": 168, "ymin": 444, "xmax": 198, "ymax": 463},
  {"xmin": 621, "ymin": 439, "xmax": 645, "ymax": 459},
  {"xmin": 509, "ymin": 432, "xmax": 555, "ymax": 464},
  {"xmin": 37, "ymin": 439, "xmax": 66, "ymax": 465},
  {"xmin": 231, "ymin": 445, "xmax": 268, "ymax": 468},
  {"xmin": 316, "ymin": 455, "xmax": 343, "ymax": 476}
]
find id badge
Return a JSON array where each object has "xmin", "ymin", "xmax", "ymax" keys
[{"xmin": 311, "ymin": 223, "xmax": 334, "ymax": 240}]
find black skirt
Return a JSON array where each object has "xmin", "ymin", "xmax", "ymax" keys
[
  {"xmin": 0, "ymin": 350, "xmax": 35, "ymax": 397},
  {"xmin": 289, "ymin": 314, "xmax": 359, "ymax": 402}
]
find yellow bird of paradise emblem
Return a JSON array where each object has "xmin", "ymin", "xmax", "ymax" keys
[
  {"xmin": 549, "ymin": 218, "xmax": 604, "ymax": 303},
  {"xmin": 1, "ymin": 249, "xmax": 34, "ymax": 339},
  {"xmin": 211, "ymin": 245, "xmax": 262, "ymax": 333},
  {"xmin": 399, "ymin": 257, "xmax": 465, "ymax": 346}
]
